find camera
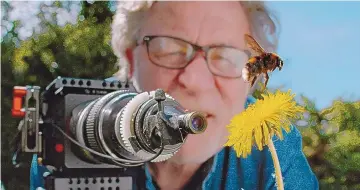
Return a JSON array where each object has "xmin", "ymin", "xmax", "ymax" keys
[{"xmin": 11, "ymin": 77, "xmax": 207, "ymax": 189}]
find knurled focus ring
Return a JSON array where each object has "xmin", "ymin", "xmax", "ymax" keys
[
  {"xmin": 119, "ymin": 91, "xmax": 180, "ymax": 162},
  {"xmin": 85, "ymin": 91, "xmax": 126, "ymax": 154}
]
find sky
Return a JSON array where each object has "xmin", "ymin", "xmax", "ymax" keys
[
  {"xmin": 266, "ymin": 1, "xmax": 360, "ymax": 109},
  {"xmin": 2, "ymin": 1, "xmax": 360, "ymax": 110}
]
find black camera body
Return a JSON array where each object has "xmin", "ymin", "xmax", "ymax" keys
[
  {"xmin": 41, "ymin": 77, "xmax": 132, "ymax": 171},
  {"xmin": 11, "ymin": 77, "xmax": 207, "ymax": 189}
]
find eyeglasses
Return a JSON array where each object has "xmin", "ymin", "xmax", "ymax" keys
[{"xmin": 140, "ymin": 35, "xmax": 250, "ymax": 78}]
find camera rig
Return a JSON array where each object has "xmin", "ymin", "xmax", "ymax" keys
[{"xmin": 11, "ymin": 77, "xmax": 207, "ymax": 190}]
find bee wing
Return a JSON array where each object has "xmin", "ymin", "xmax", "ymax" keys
[{"xmin": 244, "ymin": 34, "xmax": 266, "ymax": 56}]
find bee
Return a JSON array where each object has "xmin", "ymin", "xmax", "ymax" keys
[{"xmin": 242, "ymin": 34, "xmax": 284, "ymax": 90}]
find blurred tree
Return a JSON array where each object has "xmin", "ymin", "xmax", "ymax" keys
[
  {"xmin": 1, "ymin": 12, "xmax": 31, "ymax": 190},
  {"xmin": 12, "ymin": 1, "xmax": 117, "ymax": 86},
  {"xmin": 1, "ymin": 1, "xmax": 117, "ymax": 189},
  {"xmin": 81, "ymin": 1, "xmax": 113, "ymax": 23},
  {"xmin": 298, "ymin": 96, "xmax": 360, "ymax": 190}
]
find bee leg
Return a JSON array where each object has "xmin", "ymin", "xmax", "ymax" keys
[
  {"xmin": 264, "ymin": 73, "xmax": 269, "ymax": 89},
  {"xmin": 250, "ymin": 76, "xmax": 258, "ymax": 87}
]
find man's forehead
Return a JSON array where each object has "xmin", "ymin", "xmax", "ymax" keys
[
  {"xmin": 142, "ymin": 1, "xmax": 249, "ymax": 49},
  {"xmin": 148, "ymin": 1, "xmax": 243, "ymax": 18}
]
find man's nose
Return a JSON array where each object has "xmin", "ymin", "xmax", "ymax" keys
[{"xmin": 178, "ymin": 51, "xmax": 215, "ymax": 92}]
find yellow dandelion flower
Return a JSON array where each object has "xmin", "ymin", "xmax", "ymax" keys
[{"xmin": 225, "ymin": 89, "xmax": 305, "ymax": 158}]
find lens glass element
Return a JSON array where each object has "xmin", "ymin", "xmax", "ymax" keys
[{"xmin": 191, "ymin": 115, "xmax": 206, "ymax": 133}]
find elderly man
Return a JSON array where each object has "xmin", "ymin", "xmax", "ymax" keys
[{"xmin": 110, "ymin": 1, "xmax": 318, "ymax": 190}]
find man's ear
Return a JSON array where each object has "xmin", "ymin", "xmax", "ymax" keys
[{"xmin": 125, "ymin": 48, "xmax": 134, "ymax": 78}]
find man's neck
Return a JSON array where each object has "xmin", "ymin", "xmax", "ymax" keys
[{"xmin": 148, "ymin": 161, "xmax": 202, "ymax": 190}]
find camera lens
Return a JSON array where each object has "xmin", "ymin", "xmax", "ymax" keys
[
  {"xmin": 69, "ymin": 89, "xmax": 208, "ymax": 166},
  {"xmin": 180, "ymin": 112, "xmax": 207, "ymax": 134},
  {"xmin": 191, "ymin": 116, "xmax": 205, "ymax": 132}
]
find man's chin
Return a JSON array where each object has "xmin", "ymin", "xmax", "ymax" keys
[{"xmin": 167, "ymin": 138, "xmax": 225, "ymax": 165}]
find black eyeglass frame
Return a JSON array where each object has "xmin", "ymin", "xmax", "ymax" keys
[{"xmin": 139, "ymin": 35, "xmax": 251, "ymax": 78}]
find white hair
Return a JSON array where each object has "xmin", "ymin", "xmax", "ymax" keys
[{"xmin": 111, "ymin": 1, "xmax": 280, "ymax": 93}]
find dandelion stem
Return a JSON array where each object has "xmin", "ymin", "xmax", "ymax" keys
[{"xmin": 268, "ymin": 139, "xmax": 284, "ymax": 190}]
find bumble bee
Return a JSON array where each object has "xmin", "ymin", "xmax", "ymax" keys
[{"xmin": 242, "ymin": 34, "xmax": 284, "ymax": 89}]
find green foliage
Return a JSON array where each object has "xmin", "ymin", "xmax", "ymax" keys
[
  {"xmin": 1, "ymin": 21, "xmax": 31, "ymax": 190},
  {"xmin": 298, "ymin": 97, "xmax": 360, "ymax": 189},
  {"xmin": 12, "ymin": 5, "xmax": 117, "ymax": 86},
  {"xmin": 1, "ymin": 1, "xmax": 117, "ymax": 189}
]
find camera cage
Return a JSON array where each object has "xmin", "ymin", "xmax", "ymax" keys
[
  {"xmin": 12, "ymin": 77, "xmax": 144, "ymax": 189},
  {"xmin": 11, "ymin": 76, "xmax": 207, "ymax": 190}
]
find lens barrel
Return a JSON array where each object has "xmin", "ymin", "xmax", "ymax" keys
[
  {"xmin": 177, "ymin": 112, "xmax": 207, "ymax": 134},
  {"xmin": 69, "ymin": 90, "xmax": 207, "ymax": 166}
]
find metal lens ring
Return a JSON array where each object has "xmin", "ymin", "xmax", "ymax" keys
[{"xmin": 187, "ymin": 112, "xmax": 207, "ymax": 134}]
